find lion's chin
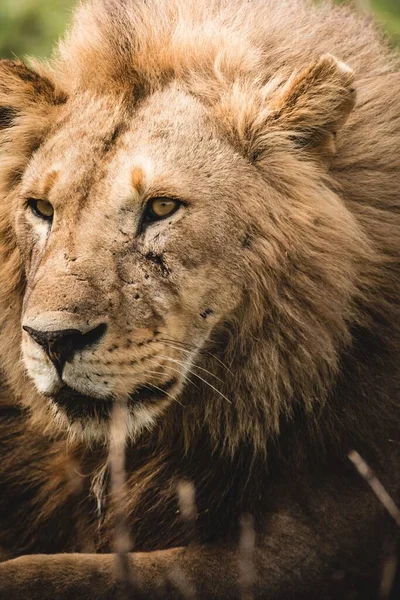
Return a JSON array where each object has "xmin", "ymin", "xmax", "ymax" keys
[{"xmin": 49, "ymin": 379, "xmax": 178, "ymax": 426}]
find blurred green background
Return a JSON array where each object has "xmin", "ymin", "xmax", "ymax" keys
[{"xmin": 0, "ymin": 0, "xmax": 399, "ymax": 60}]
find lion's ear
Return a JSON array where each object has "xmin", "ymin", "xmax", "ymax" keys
[
  {"xmin": 267, "ymin": 54, "xmax": 356, "ymax": 157},
  {"xmin": 0, "ymin": 60, "xmax": 65, "ymax": 133}
]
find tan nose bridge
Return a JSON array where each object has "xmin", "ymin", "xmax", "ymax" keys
[
  {"xmin": 22, "ymin": 311, "xmax": 108, "ymax": 335},
  {"xmin": 23, "ymin": 241, "xmax": 113, "ymax": 322}
]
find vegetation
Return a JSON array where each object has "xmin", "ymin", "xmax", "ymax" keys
[
  {"xmin": 0, "ymin": 0, "xmax": 74, "ymax": 59},
  {"xmin": 372, "ymin": 0, "xmax": 400, "ymax": 46},
  {"xmin": 0, "ymin": 0, "xmax": 399, "ymax": 60}
]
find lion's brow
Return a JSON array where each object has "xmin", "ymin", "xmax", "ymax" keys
[
  {"xmin": 42, "ymin": 170, "xmax": 60, "ymax": 197},
  {"xmin": 25, "ymin": 170, "xmax": 60, "ymax": 200}
]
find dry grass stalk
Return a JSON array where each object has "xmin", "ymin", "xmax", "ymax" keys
[
  {"xmin": 167, "ymin": 566, "xmax": 197, "ymax": 600},
  {"xmin": 239, "ymin": 514, "xmax": 256, "ymax": 600},
  {"xmin": 348, "ymin": 450, "xmax": 400, "ymax": 527},
  {"xmin": 348, "ymin": 450, "xmax": 400, "ymax": 600},
  {"xmin": 109, "ymin": 400, "xmax": 137, "ymax": 599},
  {"xmin": 177, "ymin": 479, "xmax": 197, "ymax": 542},
  {"xmin": 379, "ymin": 549, "xmax": 398, "ymax": 600},
  {"xmin": 167, "ymin": 480, "xmax": 198, "ymax": 598}
]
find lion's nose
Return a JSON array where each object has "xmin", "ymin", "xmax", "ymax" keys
[{"xmin": 23, "ymin": 323, "xmax": 107, "ymax": 375}]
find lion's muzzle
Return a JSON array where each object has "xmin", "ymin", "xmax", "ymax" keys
[
  {"xmin": 23, "ymin": 322, "xmax": 107, "ymax": 376},
  {"xmin": 20, "ymin": 308, "xmax": 186, "ymax": 433}
]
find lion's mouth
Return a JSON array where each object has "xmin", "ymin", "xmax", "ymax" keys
[{"xmin": 51, "ymin": 378, "xmax": 178, "ymax": 421}]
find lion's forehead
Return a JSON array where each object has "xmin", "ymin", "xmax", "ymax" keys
[
  {"xmin": 25, "ymin": 87, "xmax": 237, "ymax": 209},
  {"xmin": 19, "ymin": 86, "xmax": 250, "ymax": 332}
]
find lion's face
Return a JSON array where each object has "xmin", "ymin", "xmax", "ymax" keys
[
  {"xmin": 16, "ymin": 86, "xmax": 250, "ymax": 439},
  {"xmin": 0, "ymin": 49, "xmax": 362, "ymax": 447}
]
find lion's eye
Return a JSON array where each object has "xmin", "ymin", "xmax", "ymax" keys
[
  {"xmin": 145, "ymin": 198, "xmax": 181, "ymax": 221},
  {"xmin": 28, "ymin": 199, "xmax": 54, "ymax": 221}
]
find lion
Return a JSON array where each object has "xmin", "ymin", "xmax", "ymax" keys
[{"xmin": 0, "ymin": 0, "xmax": 398, "ymax": 597}]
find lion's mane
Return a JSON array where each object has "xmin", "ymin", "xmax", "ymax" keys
[{"xmin": 0, "ymin": 0, "xmax": 398, "ymax": 557}]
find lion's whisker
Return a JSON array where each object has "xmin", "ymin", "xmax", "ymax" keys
[
  {"xmin": 157, "ymin": 335, "xmax": 233, "ymax": 374},
  {"xmin": 145, "ymin": 365, "xmax": 199, "ymax": 391},
  {"xmin": 154, "ymin": 354, "xmax": 232, "ymax": 405},
  {"xmin": 155, "ymin": 343, "xmax": 225, "ymax": 384},
  {"xmin": 143, "ymin": 382, "xmax": 185, "ymax": 407}
]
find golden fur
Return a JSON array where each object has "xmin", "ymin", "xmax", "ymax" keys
[{"xmin": 0, "ymin": 0, "xmax": 399, "ymax": 598}]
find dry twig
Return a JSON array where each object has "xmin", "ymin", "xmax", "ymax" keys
[
  {"xmin": 109, "ymin": 400, "xmax": 139, "ymax": 599},
  {"xmin": 348, "ymin": 450, "xmax": 400, "ymax": 600},
  {"xmin": 239, "ymin": 514, "xmax": 256, "ymax": 600},
  {"xmin": 166, "ymin": 480, "xmax": 198, "ymax": 599},
  {"xmin": 177, "ymin": 479, "xmax": 198, "ymax": 545},
  {"xmin": 348, "ymin": 450, "xmax": 400, "ymax": 527}
]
